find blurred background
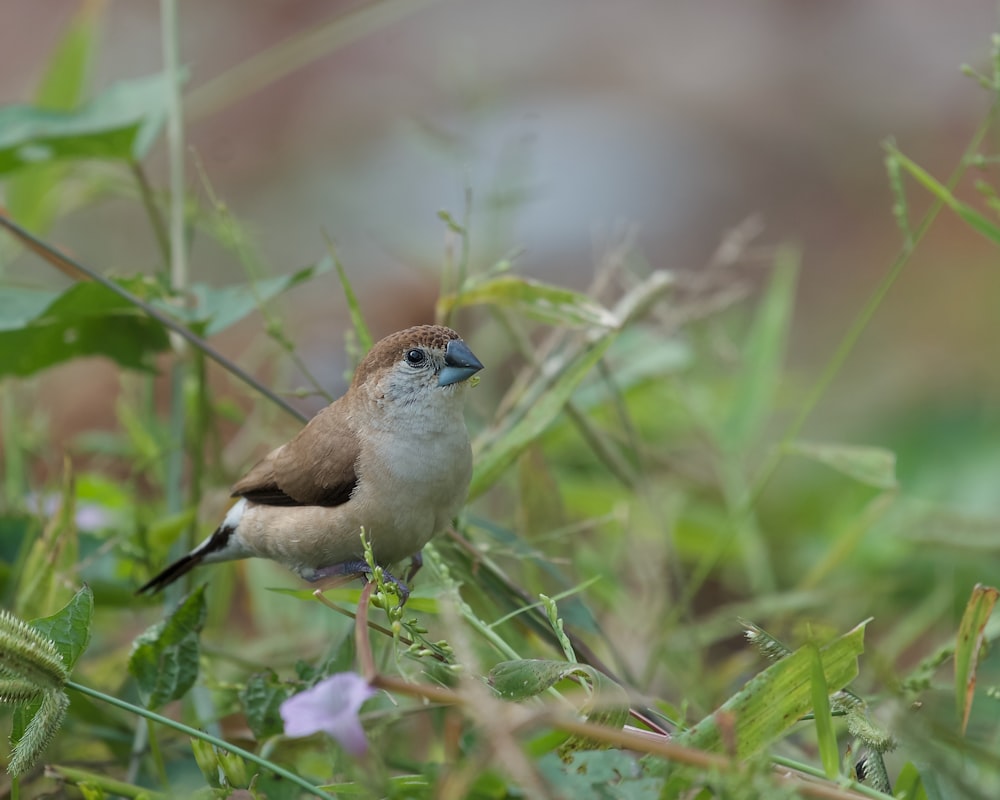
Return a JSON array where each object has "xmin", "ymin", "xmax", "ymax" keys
[
  {"xmin": 4, "ymin": 0, "xmax": 1000, "ymax": 622},
  {"xmin": 4, "ymin": 2, "xmax": 1000, "ymax": 784},
  {"xmin": 4, "ymin": 0, "xmax": 1000, "ymax": 446}
]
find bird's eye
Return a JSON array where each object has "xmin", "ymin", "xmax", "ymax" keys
[{"xmin": 405, "ymin": 348, "xmax": 426, "ymax": 367}]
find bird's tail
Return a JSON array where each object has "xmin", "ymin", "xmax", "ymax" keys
[{"xmin": 136, "ymin": 522, "xmax": 237, "ymax": 594}]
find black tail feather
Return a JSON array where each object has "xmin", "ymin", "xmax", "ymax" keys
[
  {"xmin": 136, "ymin": 524, "xmax": 234, "ymax": 595},
  {"xmin": 136, "ymin": 551, "xmax": 205, "ymax": 594}
]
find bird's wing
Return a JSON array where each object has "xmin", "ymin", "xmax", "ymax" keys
[{"xmin": 230, "ymin": 400, "xmax": 361, "ymax": 507}]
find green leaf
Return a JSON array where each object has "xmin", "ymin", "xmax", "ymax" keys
[
  {"xmin": 128, "ymin": 587, "xmax": 207, "ymax": 710},
  {"xmin": 490, "ymin": 659, "xmax": 628, "ymax": 762},
  {"xmin": 783, "ymin": 441, "xmax": 898, "ymax": 490},
  {"xmin": 0, "ymin": 281, "xmax": 171, "ymax": 378},
  {"xmin": 30, "ymin": 585, "xmax": 94, "ymax": 671},
  {"xmin": 5, "ymin": 3, "xmax": 100, "ymax": 232},
  {"xmin": 0, "ymin": 287, "xmax": 57, "ymax": 330},
  {"xmin": 470, "ymin": 332, "xmax": 616, "ymax": 500},
  {"xmin": 538, "ymin": 751, "xmax": 656, "ymax": 800},
  {"xmin": 327, "ymin": 239, "xmax": 372, "ymax": 353},
  {"xmin": 955, "ymin": 583, "xmax": 999, "ymax": 734},
  {"xmin": 894, "ymin": 762, "xmax": 930, "ymax": 800},
  {"xmin": 488, "ymin": 658, "xmax": 628, "ymax": 726},
  {"xmin": 678, "ymin": 620, "xmax": 867, "ymax": 758},
  {"xmin": 807, "ymin": 643, "xmax": 840, "ymax": 780},
  {"xmin": 240, "ymin": 670, "xmax": 295, "ymax": 740},
  {"xmin": 0, "ymin": 72, "xmax": 173, "ymax": 176},
  {"xmin": 489, "ymin": 658, "xmax": 594, "ymax": 700},
  {"xmin": 723, "ymin": 246, "xmax": 799, "ymax": 449},
  {"xmin": 439, "ymin": 274, "xmax": 618, "ymax": 328},
  {"xmin": 17, "ymin": 466, "xmax": 80, "ymax": 620},
  {"xmin": 182, "ymin": 260, "xmax": 331, "ymax": 337}
]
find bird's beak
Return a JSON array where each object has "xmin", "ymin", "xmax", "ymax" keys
[{"xmin": 438, "ymin": 339, "xmax": 484, "ymax": 386}]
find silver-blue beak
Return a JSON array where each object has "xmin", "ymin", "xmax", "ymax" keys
[{"xmin": 438, "ymin": 339, "xmax": 484, "ymax": 386}]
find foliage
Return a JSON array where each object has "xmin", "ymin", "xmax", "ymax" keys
[{"xmin": 2, "ymin": 7, "xmax": 1000, "ymax": 800}]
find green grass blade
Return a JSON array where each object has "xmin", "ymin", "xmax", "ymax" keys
[
  {"xmin": 808, "ymin": 643, "xmax": 840, "ymax": 780},
  {"xmin": 5, "ymin": 3, "xmax": 100, "ymax": 232},
  {"xmin": 783, "ymin": 441, "xmax": 898, "ymax": 490},
  {"xmin": 955, "ymin": 583, "xmax": 999, "ymax": 734},
  {"xmin": 678, "ymin": 620, "xmax": 867, "ymax": 758},
  {"xmin": 324, "ymin": 231, "xmax": 372, "ymax": 353},
  {"xmin": 887, "ymin": 144, "xmax": 1000, "ymax": 247},
  {"xmin": 469, "ymin": 331, "xmax": 616, "ymax": 500},
  {"xmin": 723, "ymin": 244, "xmax": 799, "ymax": 450}
]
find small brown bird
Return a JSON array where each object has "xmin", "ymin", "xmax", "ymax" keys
[{"xmin": 138, "ymin": 325, "xmax": 483, "ymax": 602}]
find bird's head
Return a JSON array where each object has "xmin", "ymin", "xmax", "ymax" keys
[{"xmin": 353, "ymin": 325, "xmax": 484, "ymax": 410}]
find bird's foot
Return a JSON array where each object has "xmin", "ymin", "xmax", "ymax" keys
[{"xmin": 308, "ymin": 560, "xmax": 411, "ymax": 606}]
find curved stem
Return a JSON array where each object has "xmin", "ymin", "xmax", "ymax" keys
[{"xmin": 65, "ymin": 680, "xmax": 334, "ymax": 800}]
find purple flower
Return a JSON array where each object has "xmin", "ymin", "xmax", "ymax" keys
[{"xmin": 280, "ymin": 672, "xmax": 376, "ymax": 757}]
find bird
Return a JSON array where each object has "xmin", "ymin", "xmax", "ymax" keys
[{"xmin": 137, "ymin": 324, "xmax": 483, "ymax": 603}]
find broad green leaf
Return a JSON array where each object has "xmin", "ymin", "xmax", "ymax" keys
[
  {"xmin": 678, "ymin": 620, "xmax": 867, "ymax": 758},
  {"xmin": 490, "ymin": 658, "xmax": 628, "ymax": 758},
  {"xmin": 5, "ymin": 2, "xmax": 101, "ymax": 231},
  {"xmin": 30, "ymin": 585, "xmax": 94, "ymax": 671},
  {"xmin": 783, "ymin": 441, "xmax": 897, "ymax": 490},
  {"xmin": 489, "ymin": 658, "xmax": 599, "ymax": 700},
  {"xmin": 538, "ymin": 751, "xmax": 656, "ymax": 800},
  {"xmin": 0, "ymin": 287, "xmax": 56, "ymax": 330},
  {"xmin": 955, "ymin": 583, "xmax": 999, "ymax": 734},
  {"xmin": 723, "ymin": 246, "xmax": 799, "ymax": 449},
  {"xmin": 184, "ymin": 260, "xmax": 332, "ymax": 337},
  {"xmin": 470, "ymin": 332, "xmax": 616, "ymax": 499},
  {"xmin": 887, "ymin": 144, "xmax": 1000, "ymax": 248},
  {"xmin": 438, "ymin": 274, "xmax": 617, "ymax": 329},
  {"xmin": 240, "ymin": 670, "xmax": 295, "ymax": 740},
  {"xmin": 33, "ymin": 8, "xmax": 97, "ymax": 110},
  {"xmin": 0, "ymin": 281, "xmax": 170, "ymax": 378},
  {"xmin": 128, "ymin": 587, "xmax": 206, "ymax": 709},
  {"xmin": 0, "ymin": 72, "xmax": 173, "ymax": 176},
  {"xmin": 807, "ymin": 643, "xmax": 839, "ymax": 780}
]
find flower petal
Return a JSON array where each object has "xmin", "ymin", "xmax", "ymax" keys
[{"xmin": 280, "ymin": 672, "xmax": 376, "ymax": 757}]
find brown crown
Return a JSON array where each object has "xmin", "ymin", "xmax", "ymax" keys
[{"xmin": 352, "ymin": 325, "xmax": 461, "ymax": 386}]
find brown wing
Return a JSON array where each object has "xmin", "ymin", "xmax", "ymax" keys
[{"xmin": 230, "ymin": 398, "xmax": 360, "ymax": 507}]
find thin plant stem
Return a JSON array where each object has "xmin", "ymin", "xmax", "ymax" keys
[
  {"xmin": 0, "ymin": 215, "xmax": 308, "ymax": 424},
  {"xmin": 65, "ymin": 680, "xmax": 335, "ymax": 800},
  {"xmin": 355, "ymin": 581, "xmax": 377, "ymax": 681},
  {"xmin": 129, "ymin": 161, "xmax": 171, "ymax": 262},
  {"xmin": 161, "ymin": 0, "xmax": 187, "ymax": 297},
  {"xmin": 748, "ymin": 104, "xmax": 999, "ymax": 507}
]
